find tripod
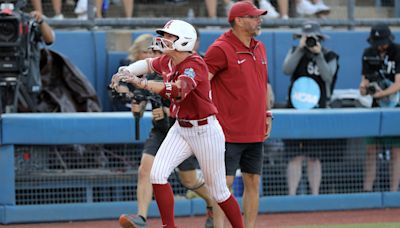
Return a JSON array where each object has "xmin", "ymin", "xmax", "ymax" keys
[{"xmin": 0, "ymin": 76, "xmax": 37, "ymax": 114}]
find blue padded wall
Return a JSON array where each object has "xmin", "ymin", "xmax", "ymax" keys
[
  {"xmin": 380, "ymin": 108, "xmax": 400, "ymax": 136},
  {"xmin": 50, "ymin": 31, "xmax": 107, "ymax": 110},
  {"xmin": 105, "ymin": 51, "xmax": 128, "ymax": 111},
  {"xmin": 48, "ymin": 29, "xmax": 400, "ymax": 111}
]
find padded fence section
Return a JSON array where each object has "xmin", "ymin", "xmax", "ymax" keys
[
  {"xmin": 12, "ymin": 137, "xmax": 398, "ymax": 206},
  {"xmin": 14, "ymin": 144, "xmax": 190, "ymax": 206},
  {"xmin": 1, "ymin": 109, "xmax": 400, "ymax": 223},
  {"xmin": 262, "ymin": 138, "xmax": 397, "ymax": 196}
]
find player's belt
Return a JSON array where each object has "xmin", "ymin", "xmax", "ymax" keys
[{"xmin": 177, "ymin": 116, "xmax": 214, "ymax": 128}]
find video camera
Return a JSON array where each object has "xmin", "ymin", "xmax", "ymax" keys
[
  {"xmin": 111, "ymin": 79, "xmax": 163, "ymax": 139},
  {"xmin": 363, "ymin": 55, "xmax": 385, "ymax": 95},
  {"xmin": 111, "ymin": 81, "xmax": 163, "ymax": 111},
  {"xmin": 0, "ymin": 0, "xmax": 37, "ymax": 113},
  {"xmin": 0, "ymin": 1, "xmax": 31, "ymax": 79}
]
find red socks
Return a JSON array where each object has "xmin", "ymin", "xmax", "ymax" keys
[
  {"xmin": 153, "ymin": 185, "xmax": 243, "ymax": 228},
  {"xmin": 218, "ymin": 194, "xmax": 244, "ymax": 228},
  {"xmin": 152, "ymin": 183, "xmax": 177, "ymax": 228}
]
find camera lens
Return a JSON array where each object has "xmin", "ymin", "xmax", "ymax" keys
[
  {"xmin": 305, "ymin": 36, "xmax": 317, "ymax": 48},
  {"xmin": 0, "ymin": 20, "xmax": 19, "ymax": 42},
  {"xmin": 367, "ymin": 85, "xmax": 376, "ymax": 95}
]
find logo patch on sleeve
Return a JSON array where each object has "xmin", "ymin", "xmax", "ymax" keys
[{"xmin": 183, "ymin": 68, "xmax": 196, "ymax": 79}]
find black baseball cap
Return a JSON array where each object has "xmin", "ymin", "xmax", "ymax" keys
[
  {"xmin": 294, "ymin": 21, "xmax": 328, "ymax": 40},
  {"xmin": 367, "ymin": 23, "xmax": 394, "ymax": 47}
]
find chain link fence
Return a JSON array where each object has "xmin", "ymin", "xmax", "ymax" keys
[{"xmin": 14, "ymin": 137, "xmax": 397, "ymax": 205}]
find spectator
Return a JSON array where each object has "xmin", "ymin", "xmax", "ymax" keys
[
  {"xmin": 117, "ymin": 33, "xmax": 215, "ymax": 228},
  {"xmin": 359, "ymin": 23, "xmax": 400, "ymax": 192},
  {"xmin": 204, "ymin": 1, "xmax": 272, "ymax": 227},
  {"xmin": 205, "ymin": 0, "xmax": 286, "ymax": 18},
  {"xmin": 74, "ymin": 0, "xmax": 88, "ymax": 19},
  {"xmin": 296, "ymin": 0, "xmax": 330, "ymax": 18},
  {"xmin": 74, "ymin": 0, "xmax": 134, "ymax": 19},
  {"xmin": 204, "ymin": 0, "xmax": 233, "ymax": 18},
  {"xmin": 166, "ymin": 0, "xmax": 188, "ymax": 3},
  {"xmin": 258, "ymin": 0, "xmax": 289, "ymax": 19},
  {"xmin": 31, "ymin": 0, "xmax": 64, "ymax": 19},
  {"xmin": 282, "ymin": 21, "xmax": 339, "ymax": 195},
  {"xmin": 275, "ymin": 0, "xmax": 289, "ymax": 19}
]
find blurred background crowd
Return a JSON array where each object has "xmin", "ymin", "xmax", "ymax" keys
[{"xmin": 23, "ymin": 0, "xmax": 398, "ymax": 21}]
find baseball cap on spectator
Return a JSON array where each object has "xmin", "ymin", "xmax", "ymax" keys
[
  {"xmin": 294, "ymin": 21, "xmax": 328, "ymax": 40},
  {"xmin": 228, "ymin": 1, "xmax": 268, "ymax": 23},
  {"xmin": 367, "ymin": 23, "xmax": 394, "ymax": 47}
]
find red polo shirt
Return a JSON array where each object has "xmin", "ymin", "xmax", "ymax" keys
[
  {"xmin": 151, "ymin": 54, "xmax": 217, "ymax": 120},
  {"xmin": 205, "ymin": 30, "xmax": 268, "ymax": 143}
]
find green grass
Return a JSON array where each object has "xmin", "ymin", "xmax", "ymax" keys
[{"xmin": 292, "ymin": 223, "xmax": 400, "ymax": 228}]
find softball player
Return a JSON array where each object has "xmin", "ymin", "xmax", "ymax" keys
[{"xmin": 110, "ymin": 19, "xmax": 244, "ymax": 228}]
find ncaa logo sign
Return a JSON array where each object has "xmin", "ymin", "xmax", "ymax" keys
[{"xmin": 290, "ymin": 77, "xmax": 320, "ymax": 109}]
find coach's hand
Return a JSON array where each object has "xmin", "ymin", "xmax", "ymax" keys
[{"xmin": 265, "ymin": 111, "xmax": 273, "ymax": 140}]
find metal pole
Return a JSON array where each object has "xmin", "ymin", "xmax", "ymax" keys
[
  {"xmin": 395, "ymin": 0, "xmax": 400, "ymax": 17},
  {"xmin": 87, "ymin": 0, "xmax": 96, "ymax": 29},
  {"xmin": 347, "ymin": 0, "xmax": 355, "ymax": 30}
]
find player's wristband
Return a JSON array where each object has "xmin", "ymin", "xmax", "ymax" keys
[
  {"xmin": 160, "ymin": 82, "xmax": 179, "ymax": 98},
  {"xmin": 266, "ymin": 111, "xmax": 273, "ymax": 119}
]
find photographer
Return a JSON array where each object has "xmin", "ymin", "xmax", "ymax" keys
[
  {"xmin": 0, "ymin": 1, "xmax": 54, "ymax": 112},
  {"xmin": 283, "ymin": 20, "xmax": 338, "ymax": 109},
  {"xmin": 360, "ymin": 23, "xmax": 400, "ymax": 192},
  {"xmin": 29, "ymin": 11, "xmax": 54, "ymax": 45},
  {"xmin": 282, "ymin": 21, "xmax": 339, "ymax": 196},
  {"xmin": 27, "ymin": 10, "xmax": 55, "ymax": 93},
  {"xmin": 111, "ymin": 34, "xmax": 154, "ymax": 111},
  {"xmin": 359, "ymin": 24, "xmax": 400, "ymax": 107}
]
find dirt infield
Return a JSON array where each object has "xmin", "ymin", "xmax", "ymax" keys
[{"xmin": 2, "ymin": 208, "xmax": 400, "ymax": 228}]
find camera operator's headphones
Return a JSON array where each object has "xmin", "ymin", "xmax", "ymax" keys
[{"xmin": 367, "ymin": 24, "xmax": 394, "ymax": 47}]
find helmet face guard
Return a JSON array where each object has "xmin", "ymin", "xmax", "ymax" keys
[
  {"xmin": 149, "ymin": 37, "xmax": 162, "ymax": 52},
  {"xmin": 153, "ymin": 36, "xmax": 175, "ymax": 53}
]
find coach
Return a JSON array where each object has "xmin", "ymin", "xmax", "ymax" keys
[{"xmin": 204, "ymin": 1, "xmax": 272, "ymax": 227}]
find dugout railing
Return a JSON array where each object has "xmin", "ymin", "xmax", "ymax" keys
[{"xmin": 1, "ymin": 109, "xmax": 400, "ymax": 224}]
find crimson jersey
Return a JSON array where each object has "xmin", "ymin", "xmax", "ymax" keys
[
  {"xmin": 150, "ymin": 54, "xmax": 218, "ymax": 120},
  {"xmin": 205, "ymin": 30, "xmax": 268, "ymax": 143}
]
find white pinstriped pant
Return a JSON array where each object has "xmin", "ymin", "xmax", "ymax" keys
[{"xmin": 150, "ymin": 115, "xmax": 231, "ymax": 203}]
